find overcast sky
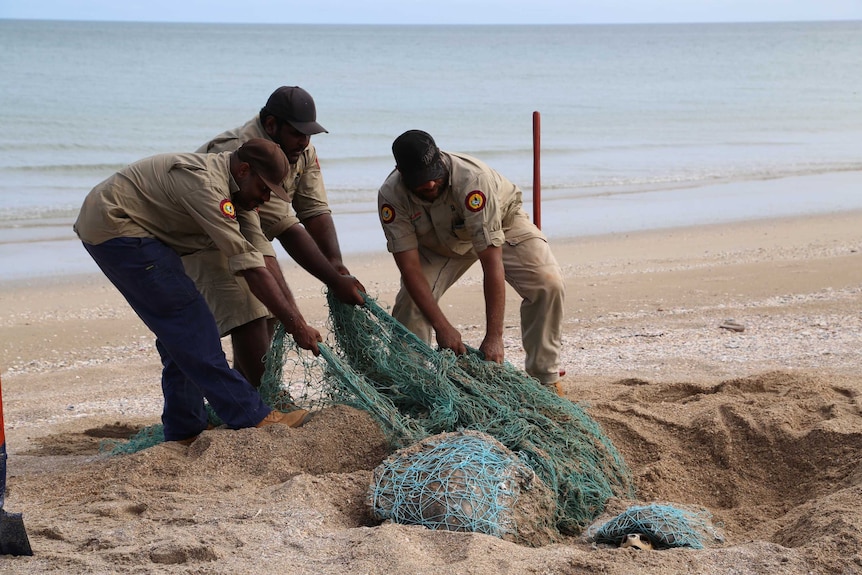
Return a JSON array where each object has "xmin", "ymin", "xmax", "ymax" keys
[{"xmin": 2, "ymin": 0, "xmax": 861, "ymax": 25}]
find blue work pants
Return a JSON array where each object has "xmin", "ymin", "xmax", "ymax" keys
[{"xmin": 82, "ymin": 237, "xmax": 271, "ymax": 441}]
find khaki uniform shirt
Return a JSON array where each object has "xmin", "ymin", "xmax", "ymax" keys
[
  {"xmin": 73, "ymin": 151, "xmax": 265, "ymax": 275},
  {"xmin": 197, "ymin": 115, "xmax": 331, "ymax": 242},
  {"xmin": 377, "ymin": 152, "xmax": 540, "ymax": 257}
]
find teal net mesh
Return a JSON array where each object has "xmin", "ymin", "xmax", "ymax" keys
[
  {"xmin": 102, "ymin": 291, "xmax": 634, "ymax": 536},
  {"xmin": 101, "ymin": 423, "xmax": 165, "ymax": 455},
  {"xmin": 587, "ymin": 504, "xmax": 724, "ymax": 549},
  {"xmin": 299, "ymin": 293, "xmax": 633, "ymax": 535},
  {"xmin": 369, "ymin": 431, "xmax": 550, "ymax": 543}
]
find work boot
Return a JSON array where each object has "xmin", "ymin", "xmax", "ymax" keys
[
  {"xmin": 173, "ymin": 423, "xmax": 215, "ymax": 446},
  {"xmin": 255, "ymin": 409, "xmax": 313, "ymax": 429},
  {"xmin": 544, "ymin": 380, "xmax": 565, "ymax": 397}
]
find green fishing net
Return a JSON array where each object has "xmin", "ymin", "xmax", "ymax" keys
[
  {"xmin": 103, "ymin": 291, "xmax": 634, "ymax": 536},
  {"xmin": 587, "ymin": 503, "xmax": 724, "ymax": 549},
  {"xmin": 288, "ymin": 293, "xmax": 633, "ymax": 535},
  {"xmin": 369, "ymin": 430, "xmax": 559, "ymax": 546},
  {"xmin": 101, "ymin": 423, "xmax": 165, "ymax": 455}
]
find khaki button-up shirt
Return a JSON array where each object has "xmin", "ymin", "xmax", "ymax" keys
[
  {"xmin": 198, "ymin": 115, "xmax": 330, "ymax": 242},
  {"xmin": 73, "ymin": 151, "xmax": 265, "ymax": 275},
  {"xmin": 377, "ymin": 152, "xmax": 536, "ymax": 257}
]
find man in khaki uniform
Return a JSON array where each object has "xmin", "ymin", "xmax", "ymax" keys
[
  {"xmin": 186, "ymin": 86, "xmax": 363, "ymax": 389},
  {"xmin": 74, "ymin": 139, "xmax": 319, "ymax": 444},
  {"xmin": 377, "ymin": 130, "xmax": 566, "ymax": 395}
]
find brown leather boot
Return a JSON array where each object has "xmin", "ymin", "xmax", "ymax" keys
[
  {"xmin": 255, "ymin": 409, "xmax": 313, "ymax": 429},
  {"xmin": 174, "ymin": 423, "xmax": 215, "ymax": 446},
  {"xmin": 544, "ymin": 380, "xmax": 565, "ymax": 397}
]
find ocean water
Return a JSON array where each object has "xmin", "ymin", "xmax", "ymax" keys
[{"xmin": 1, "ymin": 19, "xmax": 861, "ymax": 280}]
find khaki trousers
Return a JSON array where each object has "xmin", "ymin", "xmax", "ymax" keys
[{"xmin": 392, "ymin": 226, "xmax": 565, "ymax": 384}]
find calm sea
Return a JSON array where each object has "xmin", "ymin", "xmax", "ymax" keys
[{"xmin": 1, "ymin": 19, "xmax": 861, "ymax": 280}]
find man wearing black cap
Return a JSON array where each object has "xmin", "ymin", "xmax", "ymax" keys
[
  {"xmin": 186, "ymin": 86, "xmax": 364, "ymax": 390},
  {"xmin": 74, "ymin": 139, "xmax": 321, "ymax": 444},
  {"xmin": 378, "ymin": 130, "xmax": 566, "ymax": 396}
]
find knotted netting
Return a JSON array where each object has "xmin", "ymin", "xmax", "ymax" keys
[
  {"xmin": 102, "ymin": 424, "xmax": 164, "ymax": 454},
  {"xmin": 266, "ymin": 292, "xmax": 634, "ymax": 535},
  {"xmin": 587, "ymin": 503, "xmax": 725, "ymax": 549},
  {"xmin": 370, "ymin": 430, "xmax": 559, "ymax": 546},
  {"xmin": 103, "ymin": 290, "xmax": 634, "ymax": 536}
]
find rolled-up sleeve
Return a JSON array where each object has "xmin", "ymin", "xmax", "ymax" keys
[
  {"xmin": 226, "ymin": 250, "xmax": 266, "ymax": 274},
  {"xmin": 259, "ymin": 198, "xmax": 300, "ymax": 240},
  {"xmin": 292, "ymin": 146, "xmax": 331, "ymax": 222},
  {"xmin": 238, "ymin": 210, "xmax": 276, "ymax": 257},
  {"xmin": 173, "ymin": 172, "xmax": 266, "ymax": 275},
  {"xmin": 378, "ymin": 178, "xmax": 418, "ymax": 254}
]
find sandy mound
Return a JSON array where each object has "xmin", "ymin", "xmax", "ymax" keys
[{"xmin": 1, "ymin": 370, "xmax": 860, "ymax": 574}]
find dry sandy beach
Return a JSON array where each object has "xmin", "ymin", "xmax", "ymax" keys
[{"xmin": 1, "ymin": 210, "xmax": 862, "ymax": 574}]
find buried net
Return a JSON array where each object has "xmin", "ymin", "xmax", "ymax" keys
[
  {"xmin": 371, "ymin": 432, "xmax": 522, "ymax": 536},
  {"xmin": 102, "ymin": 423, "xmax": 165, "ymax": 455},
  {"xmin": 369, "ymin": 430, "xmax": 559, "ymax": 547},
  {"xmin": 587, "ymin": 503, "xmax": 725, "ymax": 549},
  {"xmin": 278, "ymin": 292, "xmax": 635, "ymax": 535}
]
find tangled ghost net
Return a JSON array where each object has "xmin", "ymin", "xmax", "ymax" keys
[{"xmin": 263, "ymin": 293, "xmax": 634, "ymax": 536}]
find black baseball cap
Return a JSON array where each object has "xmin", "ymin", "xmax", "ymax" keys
[
  {"xmin": 392, "ymin": 130, "xmax": 448, "ymax": 190},
  {"xmin": 262, "ymin": 86, "xmax": 328, "ymax": 135},
  {"xmin": 236, "ymin": 138, "xmax": 291, "ymax": 201}
]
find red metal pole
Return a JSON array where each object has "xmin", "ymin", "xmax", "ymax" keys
[{"xmin": 532, "ymin": 111, "xmax": 541, "ymax": 229}]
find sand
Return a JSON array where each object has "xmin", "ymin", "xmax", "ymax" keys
[{"xmin": 1, "ymin": 211, "xmax": 862, "ymax": 574}]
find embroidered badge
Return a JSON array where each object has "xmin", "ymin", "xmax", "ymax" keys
[
  {"xmin": 220, "ymin": 199, "xmax": 236, "ymax": 219},
  {"xmin": 380, "ymin": 203, "xmax": 396, "ymax": 224},
  {"xmin": 465, "ymin": 190, "xmax": 486, "ymax": 213}
]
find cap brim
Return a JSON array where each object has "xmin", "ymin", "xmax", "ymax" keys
[
  {"xmin": 287, "ymin": 120, "xmax": 328, "ymax": 136},
  {"xmin": 261, "ymin": 177, "xmax": 291, "ymax": 202}
]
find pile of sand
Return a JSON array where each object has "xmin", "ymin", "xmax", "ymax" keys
[{"xmin": 1, "ymin": 370, "xmax": 859, "ymax": 574}]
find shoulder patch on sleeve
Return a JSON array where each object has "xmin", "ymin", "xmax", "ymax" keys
[
  {"xmin": 465, "ymin": 190, "xmax": 486, "ymax": 213},
  {"xmin": 220, "ymin": 199, "xmax": 237, "ymax": 219},
  {"xmin": 380, "ymin": 203, "xmax": 396, "ymax": 224}
]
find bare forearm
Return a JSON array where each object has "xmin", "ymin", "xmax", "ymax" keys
[
  {"xmin": 240, "ymin": 265, "xmax": 322, "ymax": 354},
  {"xmin": 264, "ymin": 255, "xmax": 296, "ymax": 307},
  {"xmin": 402, "ymin": 271, "xmax": 452, "ymax": 333},
  {"xmin": 483, "ymin": 277, "xmax": 506, "ymax": 339},
  {"xmin": 277, "ymin": 224, "xmax": 344, "ymax": 286},
  {"xmin": 393, "ymin": 249, "xmax": 464, "ymax": 353},
  {"xmin": 303, "ymin": 213, "xmax": 347, "ymax": 273},
  {"xmin": 393, "ymin": 251, "xmax": 446, "ymax": 329},
  {"xmin": 479, "ymin": 246, "xmax": 506, "ymax": 338},
  {"xmin": 241, "ymin": 266, "xmax": 306, "ymax": 334},
  {"xmin": 477, "ymin": 245, "xmax": 506, "ymax": 362}
]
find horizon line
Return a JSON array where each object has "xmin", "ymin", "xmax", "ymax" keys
[{"xmin": 2, "ymin": 16, "xmax": 861, "ymax": 26}]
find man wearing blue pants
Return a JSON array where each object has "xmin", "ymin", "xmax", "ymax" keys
[{"xmin": 74, "ymin": 139, "xmax": 319, "ymax": 443}]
